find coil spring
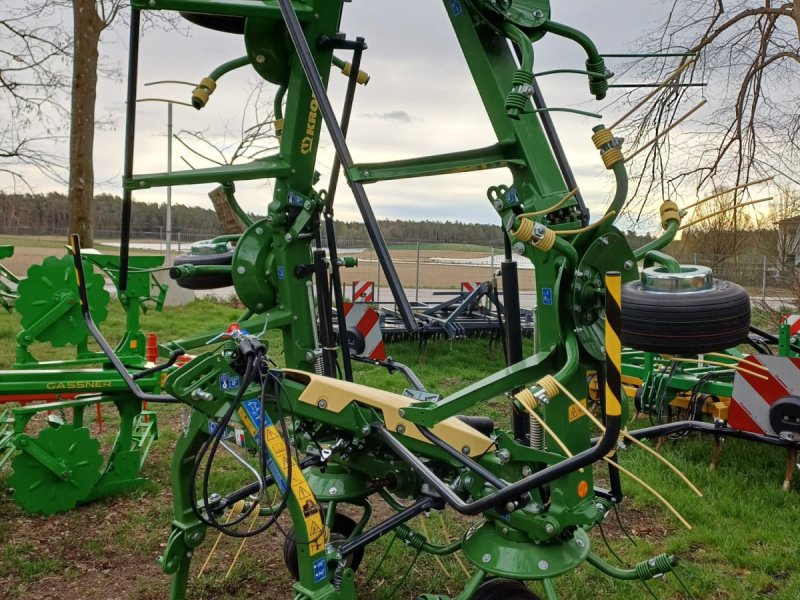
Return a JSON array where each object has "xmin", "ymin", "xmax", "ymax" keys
[
  {"xmin": 586, "ymin": 57, "xmax": 608, "ymax": 99},
  {"xmin": 314, "ymin": 354, "xmax": 325, "ymax": 376},
  {"xmin": 395, "ymin": 523, "xmax": 427, "ymax": 550},
  {"xmin": 530, "ymin": 416, "xmax": 545, "ymax": 450},
  {"xmin": 505, "ymin": 69, "xmax": 534, "ymax": 115},
  {"xmin": 635, "ymin": 554, "xmax": 674, "ymax": 580}
]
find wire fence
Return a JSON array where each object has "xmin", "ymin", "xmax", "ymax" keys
[{"xmin": 1, "ymin": 226, "xmax": 797, "ymax": 308}]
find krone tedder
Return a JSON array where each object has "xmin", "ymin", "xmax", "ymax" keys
[{"xmin": 60, "ymin": 0, "xmax": 745, "ymax": 598}]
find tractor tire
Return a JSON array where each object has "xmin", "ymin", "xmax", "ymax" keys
[
  {"xmin": 471, "ymin": 579, "xmax": 542, "ymax": 600},
  {"xmin": 171, "ymin": 250, "xmax": 234, "ymax": 290},
  {"xmin": 620, "ymin": 278, "xmax": 750, "ymax": 354},
  {"xmin": 283, "ymin": 512, "xmax": 363, "ymax": 581}
]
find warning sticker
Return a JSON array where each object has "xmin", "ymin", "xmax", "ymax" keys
[
  {"xmin": 568, "ymin": 398, "xmax": 588, "ymax": 422},
  {"xmin": 236, "ymin": 397, "xmax": 327, "ymax": 556}
]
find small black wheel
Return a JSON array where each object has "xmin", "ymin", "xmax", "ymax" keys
[
  {"xmin": 171, "ymin": 250, "xmax": 234, "ymax": 290},
  {"xmin": 283, "ymin": 512, "xmax": 363, "ymax": 581},
  {"xmin": 471, "ymin": 579, "xmax": 542, "ymax": 600},
  {"xmin": 621, "ymin": 275, "xmax": 750, "ymax": 354}
]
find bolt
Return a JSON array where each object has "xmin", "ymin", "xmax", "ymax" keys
[
  {"xmin": 623, "ymin": 259, "xmax": 633, "ymax": 270},
  {"xmin": 512, "ymin": 242, "xmax": 525, "ymax": 255},
  {"xmin": 361, "ymin": 424, "xmax": 370, "ymax": 435},
  {"xmin": 461, "ymin": 445, "xmax": 471, "ymax": 455},
  {"xmin": 482, "ymin": 553, "xmax": 492, "ymax": 563},
  {"xmin": 256, "ymin": 303, "xmax": 264, "ymax": 310},
  {"xmin": 533, "ymin": 9, "xmax": 544, "ymax": 18},
  {"xmin": 187, "ymin": 551, "xmax": 193, "ymax": 558},
  {"xmin": 521, "ymin": 465, "xmax": 533, "ymax": 477},
  {"xmin": 363, "ymin": 170, "xmax": 370, "ymax": 177},
  {"xmin": 255, "ymin": 227, "xmax": 264, "ymax": 235},
  {"xmin": 538, "ymin": 560, "xmax": 549, "ymax": 570},
  {"xmin": 575, "ymin": 538, "xmax": 585, "ymax": 548},
  {"xmin": 149, "ymin": 0, "xmax": 156, "ymax": 6},
  {"xmin": 600, "ymin": 236, "xmax": 609, "ymax": 246},
  {"xmin": 544, "ymin": 523, "xmax": 555, "ymax": 534},
  {"xmin": 329, "ymin": 487, "xmax": 338, "ymax": 495},
  {"xmin": 237, "ymin": 266, "xmax": 246, "ymax": 274},
  {"xmin": 573, "ymin": 304, "xmax": 583, "ymax": 313},
  {"xmin": 398, "ymin": 409, "xmax": 405, "ymax": 417},
  {"xmin": 504, "ymin": 502, "xmax": 516, "ymax": 513},
  {"xmin": 496, "ymin": 448, "xmax": 511, "ymax": 464},
  {"xmin": 501, "ymin": 526, "xmax": 509, "ymax": 534},
  {"xmin": 317, "ymin": 399, "xmax": 328, "ymax": 409},
  {"xmin": 303, "ymin": 201, "xmax": 312, "ymax": 210},
  {"xmin": 529, "ymin": 503, "xmax": 541, "ymax": 513},
  {"xmin": 463, "ymin": 476, "xmax": 473, "ymax": 489},
  {"xmin": 396, "ymin": 424, "xmax": 406, "ymax": 434},
  {"xmin": 255, "ymin": 55, "xmax": 266, "ymax": 64},
  {"xmin": 493, "ymin": 199, "xmax": 504, "ymax": 211},
  {"xmin": 285, "ymin": 233, "xmax": 293, "ymax": 242}
]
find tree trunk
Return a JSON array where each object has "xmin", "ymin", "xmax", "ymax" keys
[{"xmin": 67, "ymin": 0, "xmax": 105, "ymax": 248}]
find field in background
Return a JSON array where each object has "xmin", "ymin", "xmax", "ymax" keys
[{"xmin": 0, "ymin": 300, "xmax": 799, "ymax": 599}]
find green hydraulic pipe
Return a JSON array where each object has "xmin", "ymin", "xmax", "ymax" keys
[
  {"xmin": 552, "ymin": 237, "xmax": 578, "ymax": 266},
  {"xmin": 574, "ymin": 160, "xmax": 627, "ymax": 249},
  {"xmin": 394, "ymin": 523, "xmax": 462, "ymax": 556},
  {"xmin": 543, "ymin": 21, "xmax": 608, "ymax": 99},
  {"xmin": 209, "ymin": 55, "xmax": 250, "ymax": 81},
  {"xmin": 586, "ymin": 551, "xmax": 677, "ymax": 581},
  {"xmin": 642, "ymin": 250, "xmax": 681, "ymax": 273},
  {"xmin": 554, "ymin": 332, "xmax": 579, "ymax": 384},
  {"xmin": 221, "ymin": 183, "xmax": 254, "ymax": 227},
  {"xmin": 502, "ymin": 23, "xmax": 533, "ymax": 72},
  {"xmin": 274, "ymin": 85, "xmax": 287, "ymax": 121},
  {"xmin": 634, "ymin": 220, "xmax": 679, "ymax": 260}
]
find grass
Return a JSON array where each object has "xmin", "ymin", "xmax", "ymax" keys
[{"xmin": 0, "ymin": 300, "xmax": 799, "ymax": 599}]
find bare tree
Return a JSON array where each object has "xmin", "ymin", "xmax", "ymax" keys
[
  {"xmin": 174, "ymin": 80, "xmax": 280, "ymax": 169},
  {"xmin": 619, "ymin": 1, "xmax": 799, "ymax": 221},
  {"xmin": 0, "ymin": 3, "xmax": 71, "ymax": 190}
]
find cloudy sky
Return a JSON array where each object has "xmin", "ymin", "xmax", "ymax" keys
[{"xmin": 34, "ymin": 0, "xmax": 676, "ymax": 230}]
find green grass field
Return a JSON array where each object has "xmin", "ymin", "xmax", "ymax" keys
[{"xmin": 0, "ymin": 300, "xmax": 798, "ymax": 600}]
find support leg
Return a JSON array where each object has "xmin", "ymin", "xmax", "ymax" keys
[{"xmin": 709, "ymin": 435, "xmax": 724, "ymax": 471}]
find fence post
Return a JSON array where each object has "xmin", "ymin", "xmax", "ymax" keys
[
  {"xmin": 762, "ymin": 255, "xmax": 767, "ymax": 302},
  {"xmin": 376, "ymin": 256, "xmax": 381, "ymax": 304},
  {"xmin": 693, "ymin": 253, "xmax": 697, "ymax": 265},
  {"xmin": 415, "ymin": 241, "xmax": 420, "ymax": 303},
  {"xmin": 489, "ymin": 243, "xmax": 495, "ymax": 279}
]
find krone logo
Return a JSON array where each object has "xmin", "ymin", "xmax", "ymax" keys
[{"xmin": 300, "ymin": 96, "xmax": 319, "ymax": 155}]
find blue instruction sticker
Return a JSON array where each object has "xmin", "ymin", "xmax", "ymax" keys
[
  {"xmin": 313, "ymin": 557, "xmax": 328, "ymax": 582},
  {"xmin": 207, "ymin": 421, "xmax": 219, "ymax": 435},
  {"xmin": 542, "ymin": 288, "xmax": 553, "ymax": 305},
  {"xmin": 288, "ymin": 190, "xmax": 305, "ymax": 206},
  {"xmin": 277, "ymin": 265, "xmax": 285, "ymax": 280},
  {"xmin": 219, "ymin": 373, "xmax": 240, "ymax": 391},
  {"xmin": 449, "ymin": 0, "xmax": 462, "ymax": 16}
]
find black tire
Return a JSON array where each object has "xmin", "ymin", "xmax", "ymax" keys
[
  {"xmin": 620, "ymin": 279, "xmax": 750, "ymax": 354},
  {"xmin": 471, "ymin": 579, "xmax": 542, "ymax": 600},
  {"xmin": 283, "ymin": 512, "xmax": 363, "ymax": 581},
  {"xmin": 180, "ymin": 12, "xmax": 245, "ymax": 34},
  {"xmin": 171, "ymin": 250, "xmax": 234, "ymax": 290}
]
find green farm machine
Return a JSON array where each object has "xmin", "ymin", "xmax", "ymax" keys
[
  {"xmin": 0, "ymin": 251, "xmax": 170, "ymax": 514},
  {"xmin": 13, "ymin": 0, "xmax": 785, "ymax": 597},
  {"xmin": 0, "ymin": 245, "xmax": 18, "ymax": 311}
]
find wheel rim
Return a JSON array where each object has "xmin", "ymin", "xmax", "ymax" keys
[{"xmin": 641, "ymin": 264, "xmax": 713, "ymax": 293}]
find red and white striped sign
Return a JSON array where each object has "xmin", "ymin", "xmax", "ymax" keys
[
  {"xmin": 461, "ymin": 281, "xmax": 482, "ymax": 294},
  {"xmin": 730, "ymin": 354, "xmax": 800, "ymax": 435},
  {"xmin": 780, "ymin": 314, "xmax": 800, "ymax": 335},
  {"xmin": 352, "ymin": 281, "xmax": 374, "ymax": 303},
  {"xmin": 342, "ymin": 301, "xmax": 386, "ymax": 360}
]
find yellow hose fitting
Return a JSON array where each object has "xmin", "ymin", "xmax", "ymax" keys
[
  {"xmin": 511, "ymin": 217, "xmax": 534, "ymax": 242},
  {"xmin": 514, "ymin": 388, "xmax": 539, "ymax": 413},
  {"xmin": 200, "ymin": 77, "xmax": 217, "ymax": 93},
  {"xmin": 601, "ymin": 147, "xmax": 624, "ymax": 169},
  {"xmin": 275, "ymin": 118, "xmax": 284, "ymax": 141},
  {"xmin": 340, "ymin": 62, "xmax": 370, "ymax": 85},
  {"xmin": 660, "ymin": 200, "xmax": 681, "ymax": 229},
  {"xmin": 592, "ymin": 127, "xmax": 614, "ymax": 149},
  {"xmin": 192, "ymin": 77, "xmax": 217, "ymax": 110},
  {"xmin": 536, "ymin": 375, "xmax": 560, "ymax": 400}
]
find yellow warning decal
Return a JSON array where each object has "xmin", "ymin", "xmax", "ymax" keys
[
  {"xmin": 236, "ymin": 400, "xmax": 327, "ymax": 556},
  {"xmin": 568, "ymin": 398, "xmax": 588, "ymax": 422}
]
